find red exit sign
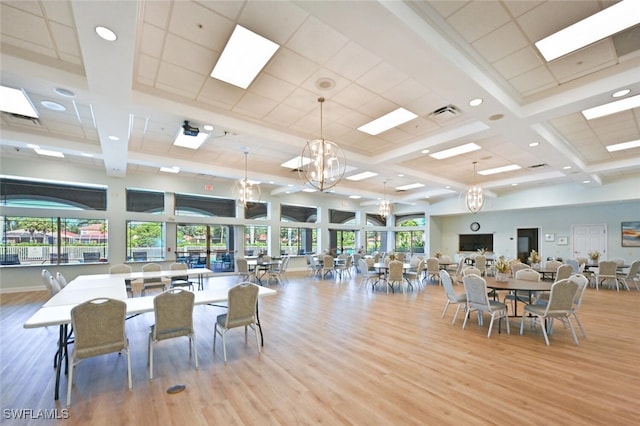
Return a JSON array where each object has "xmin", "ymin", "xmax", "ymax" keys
[{"xmin": 204, "ymin": 184, "xmax": 214, "ymax": 191}]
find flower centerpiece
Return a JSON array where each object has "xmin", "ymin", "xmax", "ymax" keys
[
  {"xmin": 477, "ymin": 248, "xmax": 487, "ymax": 255},
  {"xmin": 433, "ymin": 251, "xmax": 442, "ymax": 259},
  {"xmin": 494, "ymin": 256, "xmax": 510, "ymax": 281},
  {"xmin": 528, "ymin": 249, "xmax": 541, "ymax": 269},
  {"xmin": 588, "ymin": 250, "xmax": 600, "ymax": 265}
]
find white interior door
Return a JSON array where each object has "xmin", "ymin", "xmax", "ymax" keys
[{"xmin": 572, "ymin": 224, "xmax": 607, "ymax": 259}]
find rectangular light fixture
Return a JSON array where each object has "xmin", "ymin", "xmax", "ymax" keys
[
  {"xmin": 478, "ymin": 164, "xmax": 521, "ymax": 175},
  {"xmin": 349, "ymin": 195, "xmax": 362, "ymax": 199},
  {"xmin": 535, "ymin": 0, "xmax": 640, "ymax": 62},
  {"xmin": 0, "ymin": 85, "xmax": 39, "ymax": 118},
  {"xmin": 210, "ymin": 25, "xmax": 279, "ymax": 89},
  {"xmin": 280, "ymin": 156, "xmax": 311, "ymax": 169},
  {"xmin": 582, "ymin": 94, "xmax": 640, "ymax": 120},
  {"xmin": 34, "ymin": 148, "xmax": 64, "ymax": 158},
  {"xmin": 160, "ymin": 166, "xmax": 180, "ymax": 173},
  {"xmin": 173, "ymin": 130, "xmax": 209, "ymax": 149},
  {"xmin": 395, "ymin": 183, "xmax": 424, "ymax": 191},
  {"xmin": 357, "ymin": 108, "xmax": 418, "ymax": 135},
  {"xmin": 606, "ymin": 139, "xmax": 640, "ymax": 152},
  {"xmin": 429, "ymin": 142, "xmax": 481, "ymax": 160},
  {"xmin": 346, "ymin": 171, "xmax": 378, "ymax": 181}
]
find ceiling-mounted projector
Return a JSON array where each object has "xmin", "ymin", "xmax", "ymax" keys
[{"xmin": 182, "ymin": 120, "xmax": 199, "ymax": 137}]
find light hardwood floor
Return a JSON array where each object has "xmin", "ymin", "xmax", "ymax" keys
[{"xmin": 1, "ymin": 271, "xmax": 639, "ymax": 425}]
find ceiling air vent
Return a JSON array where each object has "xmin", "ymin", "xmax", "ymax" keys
[
  {"xmin": 428, "ymin": 104, "xmax": 460, "ymax": 124},
  {"xmin": 528, "ymin": 163, "xmax": 549, "ymax": 169}
]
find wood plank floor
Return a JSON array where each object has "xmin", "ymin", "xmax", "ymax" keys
[{"xmin": 1, "ymin": 271, "xmax": 639, "ymax": 425}]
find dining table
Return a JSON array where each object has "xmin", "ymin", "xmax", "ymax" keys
[
  {"xmin": 246, "ymin": 259, "xmax": 281, "ymax": 285},
  {"xmin": 372, "ymin": 262, "xmax": 412, "ymax": 292},
  {"xmin": 24, "ymin": 274, "xmax": 276, "ymax": 401},
  {"xmin": 484, "ymin": 276, "xmax": 553, "ymax": 317}
]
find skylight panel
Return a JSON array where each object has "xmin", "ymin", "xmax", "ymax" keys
[
  {"xmin": 346, "ymin": 171, "xmax": 378, "ymax": 181},
  {"xmin": 0, "ymin": 86, "xmax": 39, "ymax": 118},
  {"xmin": 210, "ymin": 25, "xmax": 280, "ymax": 89},
  {"xmin": 606, "ymin": 139, "xmax": 640, "ymax": 152},
  {"xmin": 582, "ymin": 94, "xmax": 640, "ymax": 120},
  {"xmin": 357, "ymin": 108, "xmax": 418, "ymax": 135},
  {"xmin": 535, "ymin": 0, "xmax": 640, "ymax": 61},
  {"xmin": 477, "ymin": 164, "xmax": 521, "ymax": 175},
  {"xmin": 429, "ymin": 143, "xmax": 481, "ymax": 160}
]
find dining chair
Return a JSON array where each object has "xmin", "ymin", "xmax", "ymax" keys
[
  {"xmin": 462, "ymin": 274, "xmax": 510, "ymax": 338},
  {"xmin": 564, "ymin": 259, "xmax": 580, "ymax": 274},
  {"xmin": 617, "ymin": 260, "xmax": 639, "ymax": 291},
  {"xmin": 509, "ymin": 262, "xmax": 529, "ymax": 277},
  {"xmin": 55, "ymin": 272, "xmax": 68, "ymax": 289},
  {"xmin": 504, "ymin": 268, "xmax": 541, "ymax": 309},
  {"xmin": 41, "ymin": 269, "xmax": 61, "ymax": 297},
  {"xmin": 404, "ymin": 259, "xmax": 425, "ymax": 290},
  {"xmin": 425, "ymin": 257, "xmax": 440, "ymax": 283},
  {"xmin": 474, "ymin": 255, "xmax": 487, "ymax": 277},
  {"xmin": 334, "ymin": 255, "xmax": 352, "ymax": 279},
  {"xmin": 358, "ymin": 259, "xmax": 379, "ymax": 291},
  {"xmin": 67, "ymin": 298, "xmax": 131, "ymax": 407},
  {"xmin": 109, "ymin": 263, "xmax": 133, "ymax": 297},
  {"xmin": 387, "ymin": 260, "xmax": 407, "ymax": 293},
  {"xmin": 169, "ymin": 262, "xmax": 196, "ymax": 291},
  {"xmin": 267, "ymin": 256, "xmax": 290, "ymax": 285},
  {"xmin": 440, "ymin": 270, "xmax": 466, "ymax": 325},
  {"xmin": 545, "ymin": 260, "xmax": 562, "ymax": 270},
  {"xmin": 555, "ymin": 264, "xmax": 573, "ymax": 282},
  {"xmin": 141, "ymin": 263, "xmax": 168, "ymax": 297},
  {"xmin": 596, "ymin": 260, "xmax": 621, "ymax": 291},
  {"xmin": 519, "ymin": 278, "xmax": 579, "ymax": 346},
  {"xmin": 462, "ymin": 267, "xmax": 481, "ymax": 277},
  {"xmin": 213, "ymin": 282, "xmax": 261, "ymax": 363},
  {"xmin": 235, "ymin": 258, "xmax": 254, "ymax": 283},
  {"xmin": 148, "ymin": 288, "xmax": 197, "ymax": 380},
  {"xmin": 321, "ymin": 254, "xmax": 334, "ymax": 279}
]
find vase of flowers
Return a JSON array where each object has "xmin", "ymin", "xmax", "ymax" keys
[
  {"xmin": 494, "ymin": 256, "xmax": 509, "ymax": 282},
  {"xmin": 588, "ymin": 251, "xmax": 600, "ymax": 265},
  {"xmin": 528, "ymin": 249, "xmax": 541, "ymax": 269}
]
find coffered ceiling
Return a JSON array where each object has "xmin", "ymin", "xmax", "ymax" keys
[{"xmin": 1, "ymin": 0, "xmax": 639, "ymax": 206}]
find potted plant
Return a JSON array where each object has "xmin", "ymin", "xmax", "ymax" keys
[
  {"xmin": 588, "ymin": 250, "xmax": 600, "ymax": 265},
  {"xmin": 494, "ymin": 256, "xmax": 510, "ymax": 282}
]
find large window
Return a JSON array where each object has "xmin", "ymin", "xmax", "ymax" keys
[
  {"xmin": 175, "ymin": 193, "xmax": 235, "ymax": 217},
  {"xmin": 244, "ymin": 225, "xmax": 268, "ymax": 256},
  {"xmin": 176, "ymin": 224, "xmax": 235, "ymax": 272},
  {"xmin": 281, "ymin": 204, "xmax": 317, "ymax": 223},
  {"xmin": 126, "ymin": 221, "xmax": 165, "ymax": 262},
  {"xmin": 1, "ymin": 177, "xmax": 107, "ymax": 210},
  {"xmin": 245, "ymin": 202, "xmax": 268, "ymax": 220},
  {"xmin": 366, "ymin": 231, "xmax": 387, "ymax": 254},
  {"xmin": 280, "ymin": 227, "xmax": 317, "ymax": 256},
  {"xmin": 395, "ymin": 215, "xmax": 425, "ymax": 253},
  {"xmin": 1, "ymin": 216, "xmax": 108, "ymax": 265},
  {"xmin": 126, "ymin": 189, "xmax": 164, "ymax": 213},
  {"xmin": 366, "ymin": 213, "xmax": 386, "ymax": 226},
  {"xmin": 329, "ymin": 229, "xmax": 356, "ymax": 254},
  {"xmin": 329, "ymin": 209, "xmax": 356, "ymax": 224}
]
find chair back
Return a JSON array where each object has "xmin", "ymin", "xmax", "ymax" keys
[
  {"xmin": 564, "ymin": 259, "xmax": 580, "ymax": 273},
  {"xmin": 624, "ymin": 260, "xmax": 640, "ymax": 279},
  {"xmin": 415, "ymin": 259, "xmax": 425, "ymax": 276},
  {"xmin": 544, "ymin": 279, "xmax": 578, "ymax": 315},
  {"xmin": 545, "ymin": 260, "xmax": 562, "ymax": 270},
  {"xmin": 569, "ymin": 274, "xmax": 589, "ymax": 307},
  {"xmin": 474, "ymin": 255, "xmax": 486, "ymax": 268},
  {"xmin": 225, "ymin": 282, "xmax": 259, "ymax": 328},
  {"xmin": 426, "ymin": 257, "xmax": 440, "ymax": 273},
  {"xmin": 323, "ymin": 255, "xmax": 334, "ymax": 269},
  {"xmin": 109, "ymin": 264, "xmax": 132, "ymax": 275},
  {"xmin": 598, "ymin": 260, "xmax": 617, "ymax": 276},
  {"xmin": 510, "ymin": 262, "xmax": 528, "ymax": 277},
  {"xmin": 142, "ymin": 263, "xmax": 163, "ymax": 283},
  {"xmin": 71, "ymin": 298, "xmax": 127, "ymax": 360},
  {"xmin": 576, "ymin": 257, "xmax": 589, "ymax": 267},
  {"xmin": 344, "ymin": 255, "xmax": 352, "ymax": 269},
  {"xmin": 170, "ymin": 262, "xmax": 189, "ymax": 280},
  {"xmin": 440, "ymin": 270, "xmax": 461, "ymax": 303},
  {"xmin": 358, "ymin": 259, "xmax": 370, "ymax": 275},
  {"xmin": 373, "ymin": 252, "xmax": 381, "ymax": 263},
  {"xmin": 463, "ymin": 274, "xmax": 490, "ymax": 309},
  {"xmin": 463, "ymin": 267, "xmax": 481, "ymax": 276},
  {"xmin": 56, "ymin": 272, "xmax": 68, "ymax": 288},
  {"xmin": 455, "ymin": 258, "xmax": 465, "ymax": 276},
  {"xmin": 555, "ymin": 264, "xmax": 573, "ymax": 281},
  {"xmin": 261, "ymin": 255, "xmax": 272, "ymax": 263},
  {"xmin": 42, "ymin": 269, "xmax": 61, "ymax": 296},
  {"xmin": 395, "ymin": 252, "xmax": 405, "ymax": 262},
  {"xmin": 236, "ymin": 258, "xmax": 249, "ymax": 273},
  {"xmin": 152, "ymin": 289, "xmax": 195, "ymax": 341},
  {"xmin": 610, "ymin": 257, "xmax": 625, "ymax": 267},
  {"xmin": 388, "ymin": 260, "xmax": 403, "ymax": 281},
  {"xmin": 515, "ymin": 268, "xmax": 541, "ymax": 281}
]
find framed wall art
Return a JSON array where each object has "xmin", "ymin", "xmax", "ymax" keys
[
  {"xmin": 621, "ymin": 221, "xmax": 640, "ymax": 247},
  {"xmin": 557, "ymin": 236, "xmax": 568, "ymax": 245}
]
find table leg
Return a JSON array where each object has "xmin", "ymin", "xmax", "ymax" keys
[{"xmin": 54, "ymin": 324, "xmax": 68, "ymax": 400}]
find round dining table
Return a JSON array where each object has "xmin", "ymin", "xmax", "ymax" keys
[{"xmin": 484, "ymin": 276, "xmax": 552, "ymax": 317}]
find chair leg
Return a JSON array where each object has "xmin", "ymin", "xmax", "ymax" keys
[
  {"xmin": 148, "ymin": 333, "xmax": 154, "ymax": 380},
  {"xmin": 452, "ymin": 304, "xmax": 462, "ymax": 325},
  {"xmin": 565, "ymin": 316, "xmax": 579, "ymax": 345},
  {"xmin": 66, "ymin": 359, "xmax": 74, "ymax": 407},
  {"xmin": 441, "ymin": 301, "xmax": 451, "ymax": 318},
  {"xmin": 572, "ymin": 312, "xmax": 587, "ymax": 337},
  {"xmin": 191, "ymin": 333, "xmax": 199, "ymax": 370},
  {"xmin": 540, "ymin": 317, "xmax": 550, "ymax": 345}
]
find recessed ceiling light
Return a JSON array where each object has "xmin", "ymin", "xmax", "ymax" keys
[
  {"xmin": 582, "ymin": 94, "xmax": 640, "ymax": 120},
  {"xmin": 358, "ymin": 108, "xmax": 418, "ymax": 135},
  {"xmin": 281, "ymin": 156, "xmax": 311, "ymax": 169},
  {"xmin": 430, "ymin": 142, "xmax": 481, "ymax": 160},
  {"xmin": 529, "ymin": 142, "xmax": 540, "ymax": 147},
  {"xmin": 424, "ymin": 195, "xmax": 430, "ymax": 199},
  {"xmin": 583, "ymin": 180, "xmax": 591, "ymax": 184},
  {"xmin": 397, "ymin": 174, "xmax": 404, "ymax": 177},
  {"xmin": 606, "ymin": 139, "xmax": 640, "ymax": 152},
  {"xmin": 421, "ymin": 149, "xmax": 430, "ymax": 154},
  {"xmin": 612, "ymin": 89, "xmax": 631, "ymax": 98},
  {"xmin": 563, "ymin": 165, "xmax": 572, "ymax": 170},
  {"xmin": 27, "ymin": 144, "xmax": 40, "ymax": 149},
  {"xmin": 95, "ymin": 26, "xmax": 117, "ymax": 41},
  {"xmin": 210, "ymin": 25, "xmax": 279, "ymax": 89},
  {"xmin": 302, "ymin": 188, "xmax": 316, "ymax": 193},
  {"xmin": 203, "ymin": 125, "xmax": 214, "ymax": 131},
  {"xmin": 511, "ymin": 183, "xmax": 518, "ymax": 186},
  {"xmin": 347, "ymin": 171, "xmax": 378, "ymax": 181},
  {"xmin": 445, "ymin": 186, "xmax": 451, "ymax": 189},
  {"xmin": 81, "ymin": 153, "xmax": 94, "ymax": 158},
  {"xmin": 40, "ymin": 100, "xmax": 65, "ymax": 111},
  {"xmin": 287, "ymin": 184, "xmax": 294, "ymax": 187},
  {"xmin": 395, "ymin": 183, "xmax": 424, "ymax": 191},
  {"xmin": 469, "ymin": 98, "xmax": 483, "ymax": 107},
  {"xmin": 34, "ymin": 148, "xmax": 64, "ymax": 158},
  {"xmin": 160, "ymin": 166, "xmax": 180, "ymax": 173},
  {"xmin": 108, "ymin": 135, "xmax": 119, "ymax": 141},
  {"xmin": 268, "ymin": 181, "xmax": 275, "ymax": 184},
  {"xmin": 54, "ymin": 87, "xmax": 75, "ymax": 98},
  {"xmin": 0, "ymin": 86, "xmax": 39, "ymax": 118},
  {"xmin": 349, "ymin": 195, "xmax": 361, "ymax": 199},
  {"xmin": 535, "ymin": 0, "xmax": 640, "ymax": 61},
  {"xmin": 478, "ymin": 164, "xmax": 521, "ymax": 175}
]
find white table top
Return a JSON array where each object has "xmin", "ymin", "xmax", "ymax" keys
[{"xmin": 74, "ymin": 268, "xmax": 214, "ymax": 282}]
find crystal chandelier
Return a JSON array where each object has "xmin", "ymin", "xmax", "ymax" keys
[
  {"xmin": 465, "ymin": 161, "xmax": 484, "ymax": 214},
  {"xmin": 299, "ymin": 97, "xmax": 346, "ymax": 192},
  {"xmin": 379, "ymin": 181, "xmax": 392, "ymax": 218},
  {"xmin": 234, "ymin": 149, "xmax": 261, "ymax": 208}
]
